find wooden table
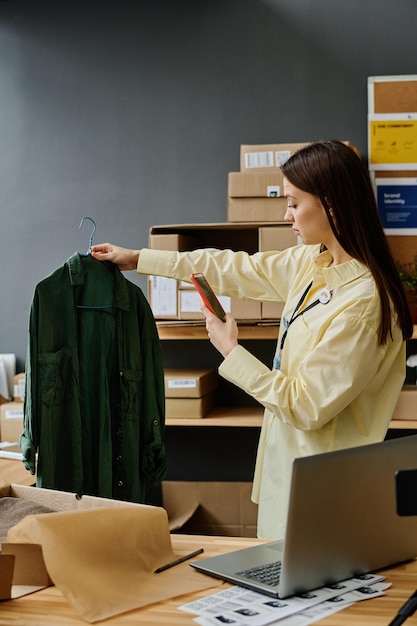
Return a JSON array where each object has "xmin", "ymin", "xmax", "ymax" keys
[{"xmin": 1, "ymin": 533, "xmax": 417, "ymax": 625}]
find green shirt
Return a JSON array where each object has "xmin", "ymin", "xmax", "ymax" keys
[{"xmin": 21, "ymin": 253, "xmax": 166, "ymax": 502}]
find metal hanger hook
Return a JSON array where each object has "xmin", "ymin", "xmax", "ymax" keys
[{"xmin": 79, "ymin": 216, "xmax": 96, "ymax": 253}]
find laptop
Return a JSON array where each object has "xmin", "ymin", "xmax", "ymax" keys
[{"xmin": 191, "ymin": 434, "xmax": 417, "ymax": 598}]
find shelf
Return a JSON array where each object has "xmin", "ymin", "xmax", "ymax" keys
[
  {"xmin": 157, "ymin": 323, "xmax": 417, "ymax": 341},
  {"xmin": 161, "ymin": 324, "xmax": 417, "ymax": 426},
  {"xmin": 166, "ymin": 406, "xmax": 263, "ymax": 427},
  {"xmin": 157, "ymin": 322, "xmax": 278, "ymax": 340},
  {"xmin": 165, "ymin": 408, "xmax": 417, "ymax": 430},
  {"xmin": 388, "ymin": 419, "xmax": 417, "ymax": 430}
]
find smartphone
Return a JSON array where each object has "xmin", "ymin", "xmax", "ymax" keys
[{"xmin": 190, "ymin": 272, "xmax": 226, "ymax": 321}]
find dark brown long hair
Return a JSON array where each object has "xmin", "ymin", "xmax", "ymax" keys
[{"xmin": 281, "ymin": 140, "xmax": 413, "ymax": 344}]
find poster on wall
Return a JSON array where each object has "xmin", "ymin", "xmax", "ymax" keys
[
  {"xmin": 375, "ymin": 177, "xmax": 417, "ymax": 234},
  {"xmin": 368, "ymin": 114, "xmax": 417, "ymax": 170}
]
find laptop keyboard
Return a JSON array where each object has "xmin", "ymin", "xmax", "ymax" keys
[{"xmin": 236, "ymin": 561, "xmax": 282, "ymax": 587}]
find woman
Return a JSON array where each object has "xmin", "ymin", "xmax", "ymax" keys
[{"xmin": 92, "ymin": 140, "xmax": 412, "ymax": 539}]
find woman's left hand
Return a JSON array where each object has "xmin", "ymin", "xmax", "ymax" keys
[{"xmin": 201, "ymin": 304, "xmax": 239, "ymax": 358}]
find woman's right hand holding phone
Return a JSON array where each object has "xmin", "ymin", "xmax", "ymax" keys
[{"xmin": 201, "ymin": 304, "xmax": 238, "ymax": 359}]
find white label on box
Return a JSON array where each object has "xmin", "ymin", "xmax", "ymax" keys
[
  {"xmin": 180, "ymin": 290, "xmax": 231, "ymax": 313},
  {"xmin": 180, "ymin": 290, "xmax": 202, "ymax": 313},
  {"xmin": 244, "ymin": 151, "xmax": 274, "ymax": 169},
  {"xmin": 275, "ymin": 150, "xmax": 291, "ymax": 166},
  {"xmin": 5, "ymin": 409, "xmax": 23, "ymax": 419},
  {"xmin": 267, "ymin": 185, "xmax": 280, "ymax": 197},
  {"xmin": 167, "ymin": 379, "xmax": 197, "ymax": 389},
  {"xmin": 150, "ymin": 276, "xmax": 177, "ymax": 316}
]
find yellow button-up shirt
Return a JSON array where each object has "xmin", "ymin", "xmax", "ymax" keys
[{"xmin": 138, "ymin": 244, "xmax": 406, "ymax": 539}]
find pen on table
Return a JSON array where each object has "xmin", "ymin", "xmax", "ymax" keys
[
  {"xmin": 388, "ymin": 588, "xmax": 417, "ymax": 626},
  {"xmin": 154, "ymin": 548, "xmax": 204, "ymax": 573}
]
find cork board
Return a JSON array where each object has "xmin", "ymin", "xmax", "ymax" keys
[
  {"xmin": 387, "ymin": 235, "xmax": 416, "ymax": 265},
  {"xmin": 370, "ymin": 77, "xmax": 417, "ymax": 114}
]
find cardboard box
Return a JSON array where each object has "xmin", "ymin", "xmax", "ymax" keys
[
  {"xmin": 13, "ymin": 374, "xmax": 25, "ymax": 403},
  {"xmin": 178, "ymin": 288, "xmax": 261, "ymax": 321},
  {"xmin": 146, "ymin": 223, "xmax": 291, "ymax": 319},
  {"xmin": 392, "ymin": 386, "xmax": 417, "ymax": 421},
  {"xmin": 240, "ymin": 142, "xmax": 360, "ymax": 172},
  {"xmin": 259, "ymin": 225, "xmax": 294, "ymax": 319},
  {"xmin": 230, "ymin": 298, "xmax": 262, "ymax": 320},
  {"xmin": 164, "ymin": 368, "xmax": 218, "ymax": 418},
  {"xmin": 148, "ymin": 222, "xmax": 290, "ymax": 254},
  {"xmin": 149, "ymin": 233, "xmax": 197, "ymax": 251},
  {"xmin": 258, "ymin": 226, "xmax": 297, "ymax": 318},
  {"xmin": 0, "ymin": 480, "xmax": 257, "ymax": 603},
  {"xmin": 0, "ymin": 483, "xmax": 146, "ymax": 600},
  {"xmin": 228, "ymin": 171, "xmax": 284, "ymax": 197},
  {"xmin": 178, "ymin": 288, "xmax": 231, "ymax": 321},
  {"xmin": 0, "ymin": 402, "xmax": 23, "ymax": 443},
  {"xmin": 240, "ymin": 143, "xmax": 309, "ymax": 172},
  {"xmin": 164, "ymin": 369, "xmax": 218, "ymax": 398},
  {"xmin": 148, "ymin": 276, "xmax": 178, "ymax": 319},
  {"xmin": 258, "ymin": 224, "xmax": 298, "ymax": 251},
  {"xmin": 227, "ymin": 197, "xmax": 287, "ymax": 222},
  {"xmin": 165, "ymin": 394, "xmax": 215, "ymax": 419},
  {"xmin": 163, "ymin": 481, "xmax": 258, "ymax": 537},
  {"xmin": 0, "ymin": 543, "xmax": 52, "ymax": 599},
  {"xmin": 261, "ymin": 301, "xmax": 285, "ymax": 320}
]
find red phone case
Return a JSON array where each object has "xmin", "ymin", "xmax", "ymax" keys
[{"xmin": 190, "ymin": 273, "xmax": 226, "ymax": 320}]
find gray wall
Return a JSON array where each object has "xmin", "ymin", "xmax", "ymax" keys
[{"xmin": 1, "ymin": 0, "xmax": 416, "ymax": 369}]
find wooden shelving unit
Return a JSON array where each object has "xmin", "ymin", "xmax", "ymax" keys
[
  {"xmin": 160, "ymin": 324, "xmax": 417, "ymax": 429},
  {"xmin": 158, "ymin": 322, "xmax": 417, "ymax": 341},
  {"xmin": 157, "ymin": 321, "xmax": 279, "ymax": 340},
  {"xmin": 166, "ymin": 406, "xmax": 263, "ymax": 427},
  {"xmin": 388, "ymin": 419, "xmax": 417, "ymax": 430},
  {"xmin": 166, "ymin": 407, "xmax": 416, "ymax": 430}
]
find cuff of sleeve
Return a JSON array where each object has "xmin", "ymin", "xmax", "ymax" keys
[
  {"xmin": 137, "ymin": 249, "xmax": 178, "ymax": 278},
  {"xmin": 219, "ymin": 344, "xmax": 270, "ymax": 394},
  {"xmin": 19, "ymin": 433, "xmax": 36, "ymax": 475}
]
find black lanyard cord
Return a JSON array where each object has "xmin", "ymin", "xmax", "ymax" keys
[{"xmin": 279, "ymin": 281, "xmax": 321, "ymax": 352}]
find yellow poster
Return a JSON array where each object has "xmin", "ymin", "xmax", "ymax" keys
[{"xmin": 369, "ymin": 115, "xmax": 417, "ymax": 169}]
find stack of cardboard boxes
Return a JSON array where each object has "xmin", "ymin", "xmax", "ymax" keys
[
  {"xmin": 147, "ymin": 221, "xmax": 297, "ymax": 322},
  {"xmin": 146, "ymin": 143, "xmax": 304, "ymax": 323},
  {"xmin": 227, "ymin": 142, "xmax": 360, "ymax": 222},
  {"xmin": 164, "ymin": 369, "xmax": 218, "ymax": 419},
  {"xmin": 147, "ymin": 141, "xmax": 360, "ymax": 323},
  {"xmin": 227, "ymin": 143, "xmax": 308, "ymax": 222}
]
